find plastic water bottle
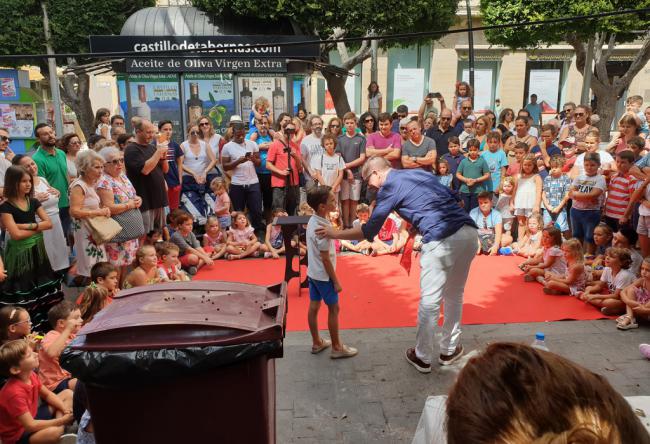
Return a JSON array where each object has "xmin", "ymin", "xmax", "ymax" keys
[{"xmin": 531, "ymin": 332, "xmax": 549, "ymax": 351}]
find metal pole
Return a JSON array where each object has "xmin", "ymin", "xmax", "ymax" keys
[
  {"xmin": 465, "ymin": 0, "xmax": 475, "ymax": 98},
  {"xmin": 42, "ymin": 2, "xmax": 64, "ymax": 136},
  {"xmin": 580, "ymin": 37, "xmax": 594, "ymax": 106},
  {"xmin": 371, "ymin": 38, "xmax": 378, "ymax": 83}
]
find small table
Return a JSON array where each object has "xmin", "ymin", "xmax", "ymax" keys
[{"xmin": 273, "ymin": 215, "xmax": 311, "ymax": 289}]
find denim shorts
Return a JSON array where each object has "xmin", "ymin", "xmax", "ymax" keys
[
  {"xmin": 308, "ymin": 278, "xmax": 339, "ymax": 305},
  {"xmin": 543, "ymin": 208, "xmax": 569, "ymax": 232},
  {"xmin": 570, "ymin": 208, "xmax": 601, "ymax": 243},
  {"xmin": 218, "ymin": 215, "xmax": 231, "ymax": 229}
]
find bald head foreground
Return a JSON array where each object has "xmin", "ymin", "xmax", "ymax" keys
[{"xmin": 317, "ymin": 156, "xmax": 478, "ymax": 372}]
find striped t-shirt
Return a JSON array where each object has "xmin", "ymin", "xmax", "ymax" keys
[{"xmin": 604, "ymin": 173, "xmax": 637, "ymax": 219}]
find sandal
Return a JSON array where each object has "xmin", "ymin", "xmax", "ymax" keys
[
  {"xmin": 311, "ymin": 338, "xmax": 331, "ymax": 354},
  {"xmin": 543, "ymin": 287, "xmax": 562, "ymax": 295},
  {"xmin": 524, "ymin": 274, "xmax": 536, "ymax": 282},
  {"xmin": 616, "ymin": 315, "xmax": 639, "ymax": 330}
]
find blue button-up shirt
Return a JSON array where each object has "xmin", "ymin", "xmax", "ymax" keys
[{"xmin": 361, "ymin": 169, "xmax": 477, "ymax": 243}]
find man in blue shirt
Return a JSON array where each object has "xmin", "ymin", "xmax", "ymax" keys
[
  {"xmin": 316, "ymin": 156, "xmax": 478, "ymax": 373},
  {"xmin": 525, "ymin": 94, "xmax": 542, "ymax": 128}
]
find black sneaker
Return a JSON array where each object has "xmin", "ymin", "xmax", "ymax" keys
[
  {"xmin": 405, "ymin": 347, "xmax": 431, "ymax": 373},
  {"xmin": 438, "ymin": 345, "xmax": 464, "ymax": 366},
  {"xmin": 187, "ymin": 266, "xmax": 198, "ymax": 276}
]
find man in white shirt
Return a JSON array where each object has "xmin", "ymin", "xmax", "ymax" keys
[
  {"xmin": 300, "ymin": 115, "xmax": 324, "ymax": 199},
  {"xmin": 222, "ymin": 122, "xmax": 264, "ymax": 234}
]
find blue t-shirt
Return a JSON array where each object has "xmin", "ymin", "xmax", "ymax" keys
[
  {"xmin": 247, "ymin": 131, "xmax": 272, "ymax": 174},
  {"xmin": 525, "ymin": 103, "xmax": 542, "ymax": 124},
  {"xmin": 164, "ymin": 141, "xmax": 184, "ymax": 187},
  {"xmin": 531, "ymin": 144, "xmax": 562, "ymax": 158},
  {"xmin": 481, "ymin": 149, "xmax": 508, "ymax": 192},
  {"xmin": 361, "ymin": 169, "xmax": 476, "ymax": 244},
  {"xmin": 469, "ymin": 207, "xmax": 502, "ymax": 230}
]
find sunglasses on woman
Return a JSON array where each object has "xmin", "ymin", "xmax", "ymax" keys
[{"xmin": 107, "ymin": 158, "xmax": 125, "ymax": 165}]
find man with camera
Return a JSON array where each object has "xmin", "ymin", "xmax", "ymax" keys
[
  {"xmin": 266, "ymin": 122, "xmax": 303, "ymax": 215},
  {"xmin": 222, "ymin": 122, "xmax": 264, "ymax": 233},
  {"xmin": 418, "ymin": 92, "xmax": 444, "ymax": 123}
]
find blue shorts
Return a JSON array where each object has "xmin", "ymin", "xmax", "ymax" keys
[
  {"xmin": 218, "ymin": 215, "xmax": 231, "ymax": 229},
  {"xmin": 18, "ymin": 403, "xmax": 53, "ymax": 444},
  {"xmin": 543, "ymin": 208, "xmax": 569, "ymax": 232},
  {"xmin": 52, "ymin": 378, "xmax": 71, "ymax": 394},
  {"xmin": 308, "ymin": 278, "xmax": 339, "ymax": 305},
  {"xmin": 570, "ymin": 208, "xmax": 601, "ymax": 244}
]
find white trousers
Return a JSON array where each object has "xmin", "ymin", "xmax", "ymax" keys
[{"xmin": 415, "ymin": 224, "xmax": 477, "ymax": 364}]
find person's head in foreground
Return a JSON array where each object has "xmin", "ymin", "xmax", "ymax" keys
[{"xmin": 446, "ymin": 342, "xmax": 649, "ymax": 444}]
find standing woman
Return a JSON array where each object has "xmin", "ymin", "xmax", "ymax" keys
[
  {"xmin": 94, "ymin": 108, "xmax": 111, "ymax": 139},
  {"xmin": 475, "ymin": 115, "xmax": 491, "ymax": 150},
  {"xmin": 96, "ymin": 146, "xmax": 142, "ymax": 285},
  {"xmin": 367, "ymin": 81, "xmax": 382, "ymax": 117},
  {"xmin": 0, "ymin": 165, "xmax": 62, "ymax": 332},
  {"xmin": 497, "ymin": 108, "xmax": 515, "ymax": 143},
  {"xmin": 69, "ymin": 150, "xmax": 110, "ymax": 279},
  {"xmin": 13, "ymin": 155, "xmax": 69, "ymax": 272},
  {"xmin": 359, "ymin": 112, "xmax": 377, "ymax": 136},
  {"xmin": 559, "ymin": 105, "xmax": 595, "ymax": 152},
  {"xmin": 607, "ymin": 114, "xmax": 642, "ymax": 155},
  {"xmin": 197, "ymin": 116, "xmax": 223, "ymax": 177},
  {"xmin": 504, "ymin": 117, "xmax": 538, "ymax": 158},
  {"xmin": 179, "ymin": 123, "xmax": 217, "ymax": 223},
  {"xmin": 59, "ymin": 133, "xmax": 82, "ymax": 180}
]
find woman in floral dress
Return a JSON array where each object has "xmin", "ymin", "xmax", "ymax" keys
[{"xmin": 96, "ymin": 146, "xmax": 142, "ymax": 285}]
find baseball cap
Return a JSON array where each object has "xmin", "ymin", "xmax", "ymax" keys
[{"xmin": 229, "ymin": 115, "xmax": 243, "ymax": 124}]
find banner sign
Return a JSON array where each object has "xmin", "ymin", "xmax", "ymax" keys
[
  {"xmin": 128, "ymin": 74, "xmax": 182, "ymax": 138},
  {"xmin": 183, "ymin": 73, "xmax": 235, "ymax": 134},
  {"xmin": 89, "ymin": 35, "xmax": 319, "ymax": 59},
  {"xmin": 126, "ymin": 57, "xmax": 286, "ymax": 73}
]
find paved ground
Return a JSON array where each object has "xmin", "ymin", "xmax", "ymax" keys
[{"xmin": 276, "ymin": 321, "xmax": 650, "ymax": 443}]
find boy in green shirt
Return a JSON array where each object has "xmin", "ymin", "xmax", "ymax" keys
[{"xmin": 456, "ymin": 139, "xmax": 491, "ymax": 212}]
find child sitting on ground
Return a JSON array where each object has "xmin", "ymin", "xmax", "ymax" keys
[
  {"xmin": 0, "ymin": 307, "xmax": 37, "ymax": 345},
  {"xmin": 521, "ymin": 226, "xmax": 566, "ymax": 283},
  {"xmin": 617, "ymin": 257, "xmax": 650, "ymax": 330},
  {"xmin": 579, "ymin": 247, "xmax": 635, "ymax": 316},
  {"xmin": 587, "ymin": 223, "xmax": 613, "ymax": 276},
  {"xmin": 202, "ymin": 215, "xmax": 228, "ymax": 260},
  {"xmin": 170, "ymin": 213, "xmax": 214, "ymax": 272},
  {"xmin": 513, "ymin": 213, "xmax": 543, "ymax": 259},
  {"xmin": 76, "ymin": 262, "xmax": 118, "ymax": 305},
  {"xmin": 157, "ymin": 242, "xmax": 190, "ymax": 282},
  {"xmin": 166, "ymin": 208, "xmax": 186, "ymax": 239},
  {"xmin": 226, "ymin": 212, "xmax": 264, "ymax": 260},
  {"xmin": 542, "ymin": 238, "xmax": 587, "ymax": 296},
  {"xmin": 0, "ymin": 339, "xmax": 75, "ymax": 444},
  {"xmin": 469, "ymin": 191, "xmax": 502, "ymax": 256},
  {"xmin": 306, "ymin": 186, "xmax": 357, "ymax": 359},
  {"xmin": 78, "ymin": 285, "xmax": 111, "ymax": 325},
  {"xmin": 38, "ymin": 301, "xmax": 82, "ymax": 393},
  {"xmin": 211, "ymin": 177, "xmax": 232, "ymax": 230},
  {"xmin": 613, "ymin": 226, "xmax": 643, "ymax": 275},
  {"xmin": 264, "ymin": 208, "xmax": 289, "ymax": 259},
  {"xmin": 340, "ymin": 204, "xmax": 370, "ymax": 253},
  {"xmin": 124, "ymin": 245, "xmax": 162, "ymax": 288}
]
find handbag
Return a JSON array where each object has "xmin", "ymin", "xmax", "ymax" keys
[
  {"xmin": 110, "ymin": 208, "xmax": 145, "ymax": 242},
  {"xmin": 86, "ymin": 216, "xmax": 123, "ymax": 245}
]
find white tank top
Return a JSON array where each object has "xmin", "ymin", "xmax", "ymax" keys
[{"xmin": 181, "ymin": 140, "xmax": 209, "ymax": 175}]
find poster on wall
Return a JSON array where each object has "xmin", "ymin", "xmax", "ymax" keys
[
  {"xmin": 528, "ymin": 69, "xmax": 561, "ymax": 113},
  {"xmin": 116, "ymin": 75, "xmax": 128, "ymax": 120},
  {"xmin": 237, "ymin": 76, "xmax": 287, "ymax": 127},
  {"xmin": 292, "ymin": 77, "xmax": 305, "ymax": 115},
  {"xmin": 324, "ymin": 69, "xmax": 356, "ymax": 115},
  {"xmin": 0, "ymin": 103, "xmax": 34, "ymax": 138},
  {"xmin": 0, "ymin": 69, "xmax": 19, "ymax": 101},
  {"xmin": 128, "ymin": 74, "xmax": 182, "ymax": 139},
  {"xmin": 462, "ymin": 69, "xmax": 493, "ymax": 112},
  {"xmin": 392, "ymin": 69, "xmax": 425, "ymax": 112},
  {"xmin": 183, "ymin": 73, "xmax": 234, "ymax": 135}
]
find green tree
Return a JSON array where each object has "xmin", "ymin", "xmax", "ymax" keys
[
  {"xmin": 0, "ymin": 0, "xmax": 154, "ymax": 137},
  {"xmin": 480, "ymin": 0, "xmax": 650, "ymax": 139},
  {"xmin": 191, "ymin": 0, "xmax": 458, "ymax": 117}
]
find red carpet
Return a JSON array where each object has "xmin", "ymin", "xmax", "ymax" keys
[{"xmin": 194, "ymin": 255, "xmax": 607, "ymax": 331}]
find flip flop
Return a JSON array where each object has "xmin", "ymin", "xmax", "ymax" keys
[{"xmin": 311, "ymin": 338, "xmax": 331, "ymax": 354}]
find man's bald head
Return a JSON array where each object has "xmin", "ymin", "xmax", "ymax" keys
[{"xmin": 361, "ymin": 156, "xmax": 391, "ymax": 181}]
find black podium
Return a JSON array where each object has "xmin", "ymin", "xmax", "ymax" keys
[{"xmin": 273, "ymin": 215, "xmax": 311, "ymax": 289}]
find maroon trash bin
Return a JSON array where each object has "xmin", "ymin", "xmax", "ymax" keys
[{"xmin": 61, "ymin": 280, "xmax": 287, "ymax": 444}]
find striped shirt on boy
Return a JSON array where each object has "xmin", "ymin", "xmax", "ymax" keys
[{"xmin": 604, "ymin": 173, "xmax": 637, "ymax": 219}]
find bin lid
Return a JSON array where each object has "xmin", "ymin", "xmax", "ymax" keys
[{"xmin": 69, "ymin": 281, "xmax": 286, "ymax": 351}]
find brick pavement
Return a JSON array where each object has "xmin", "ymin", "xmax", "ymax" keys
[{"xmin": 276, "ymin": 321, "xmax": 650, "ymax": 443}]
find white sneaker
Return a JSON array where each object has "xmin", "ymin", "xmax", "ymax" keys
[{"xmin": 59, "ymin": 434, "xmax": 77, "ymax": 444}]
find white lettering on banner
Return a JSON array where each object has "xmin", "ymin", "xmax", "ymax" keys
[
  {"xmin": 129, "ymin": 59, "xmax": 165, "ymax": 69},
  {"xmin": 213, "ymin": 59, "xmax": 251, "ymax": 70},
  {"xmin": 184, "ymin": 59, "xmax": 214, "ymax": 69},
  {"xmin": 254, "ymin": 60, "xmax": 283, "ymax": 69},
  {"xmin": 132, "ymin": 40, "xmax": 282, "ymax": 54}
]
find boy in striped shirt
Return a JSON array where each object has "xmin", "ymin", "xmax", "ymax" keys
[{"xmin": 604, "ymin": 150, "xmax": 637, "ymax": 231}]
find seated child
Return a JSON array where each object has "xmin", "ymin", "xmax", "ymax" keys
[
  {"xmin": 226, "ymin": 212, "xmax": 264, "ymax": 260},
  {"xmin": 202, "ymin": 215, "xmax": 228, "ymax": 260},
  {"xmin": 469, "ymin": 191, "xmax": 502, "ymax": 256},
  {"xmin": 38, "ymin": 302, "xmax": 82, "ymax": 393},
  {"xmin": 579, "ymin": 247, "xmax": 635, "ymax": 315},
  {"xmin": 157, "ymin": 243, "xmax": 190, "ymax": 282},
  {"xmin": 586, "ymin": 223, "xmax": 613, "ymax": 273},
  {"xmin": 78, "ymin": 285, "xmax": 111, "ymax": 325},
  {"xmin": 124, "ymin": 245, "xmax": 162, "ymax": 288},
  {"xmin": 170, "ymin": 213, "xmax": 214, "ymax": 272},
  {"xmin": 145, "ymin": 228, "xmax": 163, "ymax": 245},
  {"xmin": 369, "ymin": 212, "xmax": 403, "ymax": 256},
  {"xmin": 340, "ymin": 204, "xmax": 370, "ymax": 253},
  {"xmin": 521, "ymin": 226, "xmax": 566, "ymax": 282},
  {"xmin": 513, "ymin": 213, "xmax": 543, "ymax": 259},
  {"xmin": 75, "ymin": 262, "xmax": 118, "ymax": 305},
  {"xmin": 0, "ymin": 307, "xmax": 36, "ymax": 345},
  {"xmin": 0, "ymin": 339, "xmax": 75, "ymax": 444},
  {"xmin": 612, "ymin": 226, "xmax": 642, "ymax": 275},
  {"xmin": 264, "ymin": 208, "xmax": 288, "ymax": 259},
  {"xmin": 210, "ymin": 177, "xmax": 232, "ymax": 230},
  {"xmin": 542, "ymin": 239, "xmax": 587, "ymax": 296},
  {"xmin": 617, "ymin": 257, "xmax": 650, "ymax": 330}
]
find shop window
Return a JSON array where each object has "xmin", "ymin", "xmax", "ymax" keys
[
  {"xmin": 523, "ymin": 61, "xmax": 565, "ymax": 114},
  {"xmin": 386, "ymin": 44, "xmax": 432, "ymax": 113},
  {"xmin": 457, "ymin": 60, "xmax": 499, "ymax": 113}
]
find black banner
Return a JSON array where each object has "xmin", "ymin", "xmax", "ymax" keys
[
  {"xmin": 126, "ymin": 57, "xmax": 287, "ymax": 73},
  {"xmin": 89, "ymin": 35, "xmax": 319, "ymax": 59}
]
